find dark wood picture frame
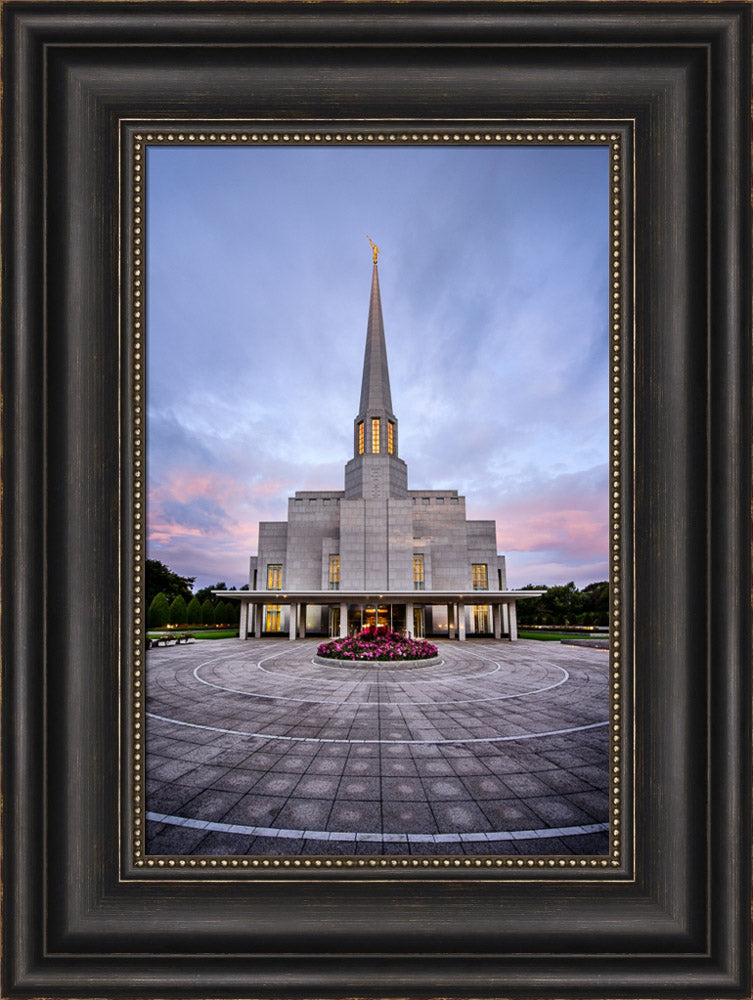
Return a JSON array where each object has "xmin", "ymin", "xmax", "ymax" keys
[{"xmin": 2, "ymin": 3, "xmax": 751, "ymax": 997}]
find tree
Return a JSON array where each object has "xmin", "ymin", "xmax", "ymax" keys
[
  {"xmin": 201, "ymin": 599, "xmax": 215, "ymax": 626},
  {"xmin": 186, "ymin": 596, "xmax": 202, "ymax": 625},
  {"xmin": 214, "ymin": 601, "xmax": 228, "ymax": 625},
  {"xmin": 148, "ymin": 592, "xmax": 170, "ymax": 629},
  {"xmin": 146, "ymin": 559, "xmax": 194, "ymax": 607},
  {"xmin": 169, "ymin": 594, "xmax": 188, "ymax": 626},
  {"xmin": 194, "ymin": 582, "xmax": 227, "ymax": 605}
]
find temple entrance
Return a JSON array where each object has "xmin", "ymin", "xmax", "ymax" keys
[
  {"xmin": 413, "ymin": 607, "xmax": 425, "ymax": 638},
  {"xmin": 363, "ymin": 605, "xmax": 390, "ymax": 630},
  {"xmin": 329, "ymin": 606, "xmax": 340, "ymax": 637}
]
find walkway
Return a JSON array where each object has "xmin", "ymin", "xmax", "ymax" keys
[{"xmin": 145, "ymin": 638, "xmax": 610, "ymax": 856}]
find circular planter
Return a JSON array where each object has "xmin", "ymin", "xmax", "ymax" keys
[{"xmin": 313, "ymin": 654, "xmax": 442, "ymax": 669}]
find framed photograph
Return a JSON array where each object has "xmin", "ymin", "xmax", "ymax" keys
[
  {"xmin": 142, "ymin": 133, "xmax": 618, "ymax": 865},
  {"xmin": 3, "ymin": 3, "xmax": 750, "ymax": 999}
]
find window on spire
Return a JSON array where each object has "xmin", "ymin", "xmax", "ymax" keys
[
  {"xmin": 387, "ymin": 421, "xmax": 394, "ymax": 454},
  {"xmin": 357, "ymin": 421, "xmax": 364, "ymax": 455},
  {"xmin": 472, "ymin": 564, "xmax": 488, "ymax": 591},
  {"xmin": 267, "ymin": 564, "xmax": 282, "ymax": 590},
  {"xmin": 371, "ymin": 418, "xmax": 380, "ymax": 453}
]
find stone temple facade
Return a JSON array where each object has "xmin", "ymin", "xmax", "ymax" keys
[{"xmin": 222, "ymin": 256, "xmax": 540, "ymax": 640}]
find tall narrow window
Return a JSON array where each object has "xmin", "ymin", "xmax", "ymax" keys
[
  {"xmin": 265, "ymin": 605, "xmax": 281, "ymax": 631},
  {"xmin": 472, "ymin": 605, "xmax": 490, "ymax": 633},
  {"xmin": 267, "ymin": 564, "xmax": 282, "ymax": 590},
  {"xmin": 387, "ymin": 421, "xmax": 394, "ymax": 454},
  {"xmin": 329, "ymin": 554, "xmax": 340, "ymax": 591},
  {"xmin": 413, "ymin": 553, "xmax": 425, "ymax": 591},
  {"xmin": 357, "ymin": 421, "xmax": 364, "ymax": 455},
  {"xmin": 472, "ymin": 563, "xmax": 488, "ymax": 591},
  {"xmin": 371, "ymin": 418, "xmax": 380, "ymax": 453}
]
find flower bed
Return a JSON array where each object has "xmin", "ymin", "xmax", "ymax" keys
[{"xmin": 316, "ymin": 626, "xmax": 438, "ymax": 662}]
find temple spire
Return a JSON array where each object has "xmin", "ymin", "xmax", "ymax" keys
[{"xmin": 358, "ymin": 255, "xmax": 393, "ymax": 416}]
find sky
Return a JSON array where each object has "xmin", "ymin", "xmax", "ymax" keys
[{"xmin": 146, "ymin": 143, "xmax": 610, "ymax": 592}]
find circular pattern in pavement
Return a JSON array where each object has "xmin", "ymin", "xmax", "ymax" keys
[{"xmin": 145, "ymin": 638, "xmax": 610, "ymax": 857}]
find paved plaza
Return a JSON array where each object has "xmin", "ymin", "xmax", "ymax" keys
[{"xmin": 145, "ymin": 638, "xmax": 610, "ymax": 856}]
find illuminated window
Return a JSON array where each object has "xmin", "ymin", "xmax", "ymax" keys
[
  {"xmin": 413, "ymin": 553, "xmax": 425, "ymax": 591},
  {"xmin": 472, "ymin": 564, "xmax": 488, "ymax": 591},
  {"xmin": 267, "ymin": 564, "xmax": 282, "ymax": 590},
  {"xmin": 265, "ymin": 605, "xmax": 281, "ymax": 631},
  {"xmin": 329, "ymin": 554, "xmax": 340, "ymax": 591},
  {"xmin": 357, "ymin": 421, "xmax": 364, "ymax": 455},
  {"xmin": 387, "ymin": 421, "xmax": 394, "ymax": 454},
  {"xmin": 472, "ymin": 605, "xmax": 490, "ymax": 633},
  {"xmin": 371, "ymin": 418, "xmax": 380, "ymax": 453}
]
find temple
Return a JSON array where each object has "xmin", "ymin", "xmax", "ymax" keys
[{"xmin": 220, "ymin": 251, "xmax": 541, "ymax": 640}]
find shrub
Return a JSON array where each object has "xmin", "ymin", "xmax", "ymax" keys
[
  {"xmin": 186, "ymin": 596, "xmax": 202, "ymax": 625},
  {"xmin": 148, "ymin": 592, "xmax": 170, "ymax": 629},
  {"xmin": 201, "ymin": 598, "xmax": 215, "ymax": 626},
  {"xmin": 169, "ymin": 594, "xmax": 188, "ymax": 626}
]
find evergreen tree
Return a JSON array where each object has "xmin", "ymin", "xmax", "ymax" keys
[
  {"xmin": 201, "ymin": 599, "xmax": 215, "ymax": 626},
  {"xmin": 186, "ymin": 596, "xmax": 202, "ymax": 625},
  {"xmin": 195, "ymin": 582, "xmax": 227, "ymax": 605},
  {"xmin": 169, "ymin": 594, "xmax": 188, "ymax": 626},
  {"xmin": 148, "ymin": 592, "xmax": 170, "ymax": 629}
]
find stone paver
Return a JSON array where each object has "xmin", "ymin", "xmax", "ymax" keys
[{"xmin": 145, "ymin": 638, "xmax": 610, "ymax": 856}]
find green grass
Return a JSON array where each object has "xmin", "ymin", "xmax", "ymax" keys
[{"xmin": 191, "ymin": 629, "xmax": 239, "ymax": 639}]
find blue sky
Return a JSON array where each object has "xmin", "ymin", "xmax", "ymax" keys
[{"xmin": 147, "ymin": 143, "xmax": 610, "ymax": 591}]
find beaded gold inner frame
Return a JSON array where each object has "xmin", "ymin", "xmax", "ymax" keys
[{"xmin": 124, "ymin": 120, "xmax": 633, "ymax": 878}]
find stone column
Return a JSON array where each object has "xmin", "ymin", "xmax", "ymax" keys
[
  {"xmin": 239, "ymin": 601, "xmax": 248, "ymax": 641},
  {"xmin": 448, "ymin": 603, "xmax": 455, "ymax": 640},
  {"xmin": 509, "ymin": 601, "xmax": 518, "ymax": 641},
  {"xmin": 254, "ymin": 604, "xmax": 262, "ymax": 638},
  {"xmin": 458, "ymin": 602, "xmax": 466, "ymax": 641},
  {"xmin": 298, "ymin": 603, "xmax": 306, "ymax": 639},
  {"xmin": 405, "ymin": 601, "xmax": 413, "ymax": 637},
  {"xmin": 289, "ymin": 603, "xmax": 298, "ymax": 641},
  {"xmin": 339, "ymin": 602, "xmax": 348, "ymax": 638},
  {"xmin": 502, "ymin": 603, "xmax": 510, "ymax": 637},
  {"xmin": 492, "ymin": 603, "xmax": 501, "ymax": 640}
]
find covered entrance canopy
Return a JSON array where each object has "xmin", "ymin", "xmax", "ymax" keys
[{"xmin": 215, "ymin": 589, "xmax": 544, "ymax": 642}]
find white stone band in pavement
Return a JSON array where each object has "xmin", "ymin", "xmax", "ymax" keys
[
  {"xmin": 146, "ymin": 810, "xmax": 609, "ymax": 845},
  {"xmin": 146, "ymin": 709, "xmax": 608, "ymax": 745}
]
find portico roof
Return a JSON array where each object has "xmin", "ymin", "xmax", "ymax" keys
[{"xmin": 214, "ymin": 589, "xmax": 545, "ymax": 604}]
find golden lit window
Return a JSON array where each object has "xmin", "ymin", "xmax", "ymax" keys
[
  {"xmin": 472, "ymin": 564, "xmax": 488, "ymax": 591},
  {"xmin": 413, "ymin": 553, "xmax": 425, "ymax": 591},
  {"xmin": 265, "ymin": 605, "xmax": 281, "ymax": 631},
  {"xmin": 329, "ymin": 554, "xmax": 340, "ymax": 591},
  {"xmin": 387, "ymin": 421, "xmax": 394, "ymax": 454},
  {"xmin": 371, "ymin": 418, "xmax": 380, "ymax": 453},
  {"xmin": 358, "ymin": 421, "xmax": 364, "ymax": 455},
  {"xmin": 267, "ymin": 564, "xmax": 282, "ymax": 590},
  {"xmin": 472, "ymin": 605, "xmax": 490, "ymax": 632}
]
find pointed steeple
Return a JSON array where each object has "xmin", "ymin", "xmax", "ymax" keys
[
  {"xmin": 343, "ymin": 246, "xmax": 408, "ymax": 500},
  {"xmin": 358, "ymin": 263, "xmax": 393, "ymax": 415}
]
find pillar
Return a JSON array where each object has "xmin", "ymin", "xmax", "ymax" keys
[
  {"xmin": 405, "ymin": 601, "xmax": 413, "ymax": 636},
  {"xmin": 492, "ymin": 603, "xmax": 501, "ymax": 640},
  {"xmin": 339, "ymin": 602, "xmax": 348, "ymax": 638},
  {"xmin": 239, "ymin": 601, "xmax": 248, "ymax": 641},
  {"xmin": 289, "ymin": 603, "xmax": 298, "ymax": 640},
  {"xmin": 502, "ymin": 603, "xmax": 510, "ymax": 637},
  {"xmin": 298, "ymin": 603, "xmax": 306, "ymax": 639},
  {"xmin": 458, "ymin": 602, "xmax": 466, "ymax": 641},
  {"xmin": 448, "ymin": 603, "xmax": 455, "ymax": 640},
  {"xmin": 254, "ymin": 605, "xmax": 262, "ymax": 638},
  {"xmin": 509, "ymin": 601, "xmax": 518, "ymax": 641}
]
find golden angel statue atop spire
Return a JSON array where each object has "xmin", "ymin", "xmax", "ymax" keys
[{"xmin": 367, "ymin": 236, "xmax": 380, "ymax": 265}]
